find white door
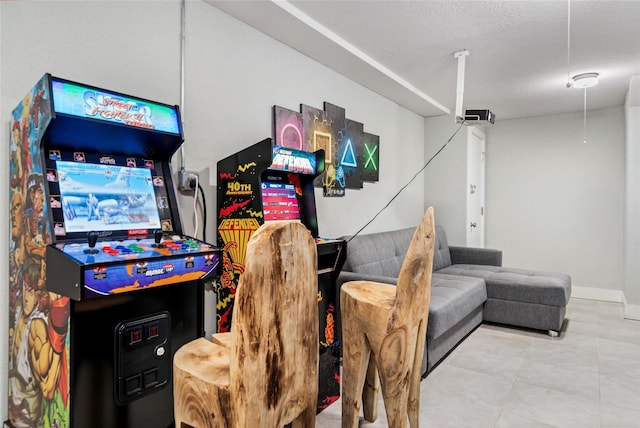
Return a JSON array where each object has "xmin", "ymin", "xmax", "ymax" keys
[{"xmin": 466, "ymin": 126, "xmax": 486, "ymax": 247}]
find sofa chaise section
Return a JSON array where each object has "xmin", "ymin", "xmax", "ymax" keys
[
  {"xmin": 438, "ymin": 264, "xmax": 571, "ymax": 333},
  {"xmin": 436, "ymin": 226, "xmax": 571, "ymax": 335}
]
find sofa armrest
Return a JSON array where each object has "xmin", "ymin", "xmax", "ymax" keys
[
  {"xmin": 336, "ymin": 271, "xmax": 398, "ymax": 289},
  {"xmin": 449, "ymin": 246, "xmax": 502, "ymax": 267}
]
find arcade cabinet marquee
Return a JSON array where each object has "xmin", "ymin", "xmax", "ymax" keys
[{"xmin": 7, "ymin": 74, "xmax": 219, "ymax": 428}]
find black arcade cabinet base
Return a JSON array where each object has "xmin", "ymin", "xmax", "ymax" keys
[{"xmin": 69, "ymin": 281, "xmax": 202, "ymax": 428}]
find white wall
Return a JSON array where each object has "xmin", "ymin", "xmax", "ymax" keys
[
  {"xmin": 425, "ymin": 107, "xmax": 626, "ymax": 297},
  {"xmin": 423, "ymin": 113, "xmax": 468, "ymax": 244},
  {"xmin": 487, "ymin": 107, "xmax": 625, "ymax": 294},
  {"xmin": 624, "ymin": 76, "xmax": 640, "ymax": 319},
  {"xmin": 0, "ymin": 0, "xmax": 426, "ymax": 420},
  {"xmin": 181, "ymin": 0, "xmax": 426, "ymax": 242}
]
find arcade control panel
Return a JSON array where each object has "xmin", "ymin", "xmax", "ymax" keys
[{"xmin": 46, "ymin": 232, "xmax": 221, "ymax": 300}]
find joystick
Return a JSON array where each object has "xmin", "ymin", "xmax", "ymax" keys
[
  {"xmin": 153, "ymin": 230, "xmax": 165, "ymax": 248},
  {"xmin": 84, "ymin": 231, "xmax": 100, "ymax": 254}
]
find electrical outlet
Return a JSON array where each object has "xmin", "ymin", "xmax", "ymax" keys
[{"xmin": 178, "ymin": 170, "xmax": 198, "ymax": 191}]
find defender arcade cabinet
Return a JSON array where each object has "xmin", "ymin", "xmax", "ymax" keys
[
  {"xmin": 7, "ymin": 74, "xmax": 220, "ymax": 428},
  {"xmin": 217, "ymin": 138, "xmax": 346, "ymax": 412}
]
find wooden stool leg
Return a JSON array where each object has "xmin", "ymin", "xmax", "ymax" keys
[
  {"xmin": 377, "ymin": 328, "xmax": 411, "ymax": 428},
  {"xmin": 408, "ymin": 320, "xmax": 427, "ymax": 428},
  {"xmin": 291, "ymin": 396, "xmax": 316, "ymax": 428},
  {"xmin": 362, "ymin": 353, "xmax": 379, "ymax": 422},
  {"xmin": 341, "ymin": 328, "xmax": 370, "ymax": 428},
  {"xmin": 379, "ymin": 375, "xmax": 410, "ymax": 428}
]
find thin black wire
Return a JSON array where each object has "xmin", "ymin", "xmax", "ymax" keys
[
  {"xmin": 347, "ymin": 121, "xmax": 466, "ymax": 242},
  {"xmin": 198, "ymin": 183, "xmax": 207, "ymax": 241}
]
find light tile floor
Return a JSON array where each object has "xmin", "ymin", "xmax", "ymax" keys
[{"xmin": 316, "ymin": 298, "xmax": 640, "ymax": 427}]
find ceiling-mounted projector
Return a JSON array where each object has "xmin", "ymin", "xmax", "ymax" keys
[
  {"xmin": 453, "ymin": 51, "xmax": 495, "ymax": 126},
  {"xmin": 459, "ymin": 109, "xmax": 495, "ymax": 126}
]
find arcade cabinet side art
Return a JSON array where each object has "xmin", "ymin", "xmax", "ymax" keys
[
  {"xmin": 216, "ymin": 145, "xmax": 265, "ymax": 332},
  {"xmin": 8, "ymin": 75, "xmax": 71, "ymax": 428}
]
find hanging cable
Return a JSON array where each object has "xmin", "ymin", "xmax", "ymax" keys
[
  {"xmin": 179, "ymin": 0, "xmax": 187, "ymax": 170},
  {"xmin": 192, "ymin": 174, "xmax": 200, "ymax": 238},
  {"xmin": 198, "ymin": 183, "xmax": 207, "ymax": 241},
  {"xmin": 583, "ymin": 88, "xmax": 588, "ymax": 144},
  {"xmin": 348, "ymin": 121, "xmax": 466, "ymax": 242},
  {"xmin": 566, "ymin": 0, "xmax": 572, "ymax": 88}
]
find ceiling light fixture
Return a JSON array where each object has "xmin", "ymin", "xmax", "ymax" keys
[
  {"xmin": 572, "ymin": 72, "xmax": 599, "ymax": 88},
  {"xmin": 565, "ymin": 0, "xmax": 599, "ymax": 144}
]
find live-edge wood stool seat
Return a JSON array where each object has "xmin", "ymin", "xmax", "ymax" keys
[
  {"xmin": 173, "ymin": 221, "xmax": 319, "ymax": 427},
  {"xmin": 341, "ymin": 207, "xmax": 435, "ymax": 428}
]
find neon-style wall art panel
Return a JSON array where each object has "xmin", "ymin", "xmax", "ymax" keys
[
  {"xmin": 274, "ymin": 102, "xmax": 380, "ymax": 197},
  {"xmin": 273, "ymin": 105, "xmax": 306, "ymax": 151},
  {"xmin": 362, "ymin": 132, "xmax": 380, "ymax": 182}
]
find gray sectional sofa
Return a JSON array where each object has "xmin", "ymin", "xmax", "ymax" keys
[{"xmin": 336, "ymin": 225, "xmax": 571, "ymax": 377}]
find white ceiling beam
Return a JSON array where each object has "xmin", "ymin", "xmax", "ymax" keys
[{"xmin": 271, "ymin": 0, "xmax": 451, "ymax": 115}]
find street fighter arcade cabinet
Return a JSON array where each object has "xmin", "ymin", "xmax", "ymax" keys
[
  {"xmin": 217, "ymin": 138, "xmax": 346, "ymax": 412},
  {"xmin": 7, "ymin": 74, "xmax": 220, "ymax": 428}
]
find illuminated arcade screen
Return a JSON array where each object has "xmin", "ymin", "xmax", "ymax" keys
[
  {"xmin": 56, "ymin": 161, "xmax": 161, "ymax": 233},
  {"xmin": 261, "ymin": 182, "xmax": 301, "ymax": 222}
]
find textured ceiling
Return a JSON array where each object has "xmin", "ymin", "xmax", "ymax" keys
[{"xmin": 209, "ymin": 0, "xmax": 640, "ymax": 120}]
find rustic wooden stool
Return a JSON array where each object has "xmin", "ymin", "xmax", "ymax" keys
[
  {"xmin": 173, "ymin": 221, "xmax": 319, "ymax": 427},
  {"xmin": 341, "ymin": 207, "xmax": 435, "ymax": 428}
]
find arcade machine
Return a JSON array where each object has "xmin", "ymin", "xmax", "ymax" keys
[
  {"xmin": 7, "ymin": 74, "xmax": 220, "ymax": 428},
  {"xmin": 216, "ymin": 138, "xmax": 346, "ymax": 412}
]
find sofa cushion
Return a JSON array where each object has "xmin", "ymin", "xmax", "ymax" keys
[
  {"xmin": 433, "ymin": 226, "xmax": 452, "ymax": 271},
  {"xmin": 436, "ymin": 265, "xmax": 571, "ymax": 307},
  {"xmin": 342, "ymin": 228, "xmax": 415, "ymax": 278},
  {"xmin": 427, "ymin": 273, "xmax": 487, "ymax": 340}
]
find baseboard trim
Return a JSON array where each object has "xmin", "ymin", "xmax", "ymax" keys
[
  {"xmin": 571, "ymin": 287, "xmax": 640, "ymax": 320},
  {"xmin": 571, "ymin": 286, "xmax": 624, "ymax": 303},
  {"xmin": 623, "ymin": 302, "xmax": 640, "ymax": 321}
]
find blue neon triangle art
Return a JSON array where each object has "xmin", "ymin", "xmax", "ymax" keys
[{"xmin": 340, "ymin": 138, "xmax": 357, "ymax": 168}]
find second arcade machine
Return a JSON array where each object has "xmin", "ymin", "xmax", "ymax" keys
[
  {"xmin": 216, "ymin": 138, "xmax": 346, "ymax": 412},
  {"xmin": 7, "ymin": 74, "xmax": 220, "ymax": 428}
]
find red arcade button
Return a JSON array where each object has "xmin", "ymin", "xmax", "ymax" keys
[
  {"xmin": 146, "ymin": 323, "xmax": 159, "ymax": 340},
  {"xmin": 129, "ymin": 327, "xmax": 142, "ymax": 345}
]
